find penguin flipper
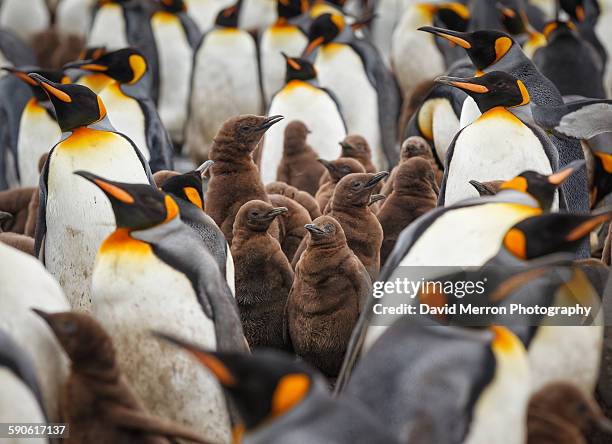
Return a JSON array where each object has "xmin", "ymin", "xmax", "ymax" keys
[
  {"xmin": 101, "ymin": 403, "xmax": 210, "ymax": 443},
  {"xmin": 321, "ymin": 87, "xmax": 349, "ymax": 133},
  {"xmin": 0, "ymin": 29, "xmax": 37, "ymax": 66},
  {"xmin": 533, "ymin": 100, "xmax": 612, "ymax": 140},
  {"xmin": 437, "ymin": 128, "xmax": 462, "ymax": 207},
  {"xmin": 178, "ymin": 13, "xmax": 202, "ymax": 49},
  {"xmin": 113, "ymin": 132, "xmax": 156, "ymax": 186},
  {"xmin": 529, "ymin": 123, "xmax": 565, "ymax": 208},
  {"xmin": 140, "ymin": 100, "xmax": 174, "ymax": 173},
  {"xmin": 34, "ymin": 147, "xmax": 53, "ymax": 259}
]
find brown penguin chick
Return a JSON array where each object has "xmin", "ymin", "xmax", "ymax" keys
[
  {"xmin": 382, "ymin": 136, "xmax": 441, "ymax": 197},
  {"xmin": 527, "ymin": 382, "xmax": 612, "ymax": 444},
  {"xmin": 469, "ymin": 179, "xmax": 505, "ymax": 197},
  {"xmin": 265, "ymin": 181, "xmax": 322, "ymax": 220},
  {"xmin": 286, "ymin": 216, "xmax": 372, "ymax": 377},
  {"xmin": 31, "ymin": 310, "xmax": 211, "ymax": 444},
  {"xmin": 269, "ymin": 193, "xmax": 312, "ymax": 262},
  {"xmin": 0, "ymin": 186, "xmax": 36, "ymax": 233},
  {"xmin": 152, "ymin": 170, "xmax": 180, "ymax": 187},
  {"xmin": 205, "ymin": 114, "xmax": 284, "ymax": 244},
  {"xmin": 231, "ymin": 200, "xmax": 294, "ymax": 350},
  {"xmin": 275, "ymin": 120, "xmax": 326, "ymax": 196},
  {"xmin": 0, "ymin": 211, "xmax": 34, "ymax": 254},
  {"xmin": 377, "ymin": 158, "xmax": 438, "ymax": 266},
  {"xmin": 339, "ymin": 134, "xmax": 376, "ymax": 173},
  {"xmin": 314, "ymin": 158, "xmax": 365, "ymax": 213}
]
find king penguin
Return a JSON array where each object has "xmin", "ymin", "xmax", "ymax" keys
[
  {"xmin": 260, "ymin": 55, "xmax": 346, "ymax": 184},
  {"xmin": 78, "ymin": 171, "xmax": 245, "ymax": 443},
  {"xmin": 64, "ymin": 47, "xmax": 174, "ymax": 172},
  {"xmin": 435, "ymin": 71, "xmax": 558, "ymax": 207},
  {"xmin": 87, "ymin": 0, "xmax": 131, "ymax": 49},
  {"xmin": 0, "ymin": 29, "xmax": 37, "ymax": 76},
  {"xmin": 185, "ymin": 2, "xmax": 263, "ymax": 163},
  {"xmin": 303, "ymin": 12, "xmax": 400, "ymax": 169},
  {"xmin": 0, "ymin": 329, "xmax": 49, "ymax": 438},
  {"xmin": 150, "ymin": 0, "xmax": 201, "ymax": 145},
  {"xmin": 260, "ymin": 0, "xmax": 309, "ymax": 104},
  {"xmin": 183, "ymin": 0, "xmax": 234, "ymax": 32},
  {"xmin": 419, "ymin": 26, "xmax": 590, "ymax": 217},
  {"xmin": 0, "ymin": 241, "xmax": 70, "ymax": 422},
  {"xmin": 69, "ymin": 46, "xmax": 114, "ymax": 94},
  {"xmin": 30, "ymin": 74, "xmax": 153, "ymax": 311},
  {"xmin": 159, "ymin": 161, "xmax": 236, "ymax": 296},
  {"xmin": 0, "ymin": 0, "xmax": 50, "ymax": 43},
  {"xmin": 2, "ymin": 67, "xmax": 64, "ymax": 187}
]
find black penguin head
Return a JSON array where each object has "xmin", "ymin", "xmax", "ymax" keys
[
  {"xmin": 305, "ymin": 215, "xmax": 347, "ymax": 246},
  {"xmin": 499, "ymin": 160, "xmax": 586, "ymax": 211},
  {"xmin": 559, "ymin": 0, "xmax": 586, "ymax": 22},
  {"xmin": 277, "ymin": 0, "xmax": 308, "ymax": 20},
  {"xmin": 32, "ymin": 309, "xmax": 116, "ymax": 370},
  {"xmin": 63, "ymin": 48, "xmax": 147, "ymax": 85},
  {"xmin": 497, "ymin": 3, "xmax": 528, "ymax": 35},
  {"xmin": 334, "ymin": 171, "xmax": 389, "ymax": 207},
  {"xmin": 160, "ymin": 161, "xmax": 213, "ymax": 210},
  {"xmin": 433, "ymin": 3, "xmax": 470, "ymax": 32},
  {"xmin": 154, "ymin": 332, "xmax": 319, "ymax": 431},
  {"xmin": 74, "ymin": 171, "xmax": 179, "ymax": 230},
  {"xmin": 3, "ymin": 67, "xmax": 69, "ymax": 102},
  {"xmin": 235, "ymin": 200, "xmax": 288, "ymax": 232},
  {"xmin": 435, "ymin": 70, "xmax": 529, "ymax": 113},
  {"xmin": 542, "ymin": 20, "xmax": 578, "ymax": 41},
  {"xmin": 215, "ymin": 2, "xmax": 241, "ymax": 28},
  {"xmin": 419, "ymin": 27, "xmax": 515, "ymax": 70},
  {"xmin": 159, "ymin": 0, "xmax": 187, "ymax": 13},
  {"xmin": 28, "ymin": 74, "xmax": 106, "ymax": 132},
  {"xmin": 283, "ymin": 53, "xmax": 317, "ymax": 83},
  {"xmin": 502, "ymin": 211, "xmax": 612, "ymax": 260},
  {"xmin": 304, "ymin": 13, "xmax": 345, "ymax": 55}
]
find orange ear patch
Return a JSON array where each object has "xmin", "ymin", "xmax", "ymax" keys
[
  {"xmin": 93, "ymin": 179, "xmax": 135, "ymax": 203},
  {"xmin": 503, "ymin": 227, "xmax": 527, "ymax": 259},
  {"xmin": 516, "ymin": 80, "xmax": 530, "ymax": 106},
  {"xmin": 184, "ymin": 187, "xmax": 203, "ymax": 209},
  {"xmin": 494, "ymin": 36, "xmax": 513, "ymax": 62},
  {"xmin": 164, "ymin": 195, "xmax": 179, "ymax": 221},
  {"xmin": 271, "ymin": 374, "xmax": 310, "ymax": 417},
  {"xmin": 128, "ymin": 54, "xmax": 147, "ymax": 84},
  {"xmin": 500, "ymin": 176, "xmax": 528, "ymax": 192}
]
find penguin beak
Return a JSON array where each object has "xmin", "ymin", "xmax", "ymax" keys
[
  {"xmin": 339, "ymin": 141, "xmax": 353, "ymax": 151},
  {"xmin": 317, "ymin": 159, "xmax": 335, "ymax": 172},
  {"xmin": 282, "ymin": 52, "xmax": 302, "ymax": 70},
  {"xmin": 304, "ymin": 223, "xmax": 325, "ymax": 236},
  {"xmin": 63, "ymin": 59, "xmax": 108, "ymax": 72},
  {"xmin": 469, "ymin": 179, "xmax": 496, "ymax": 196},
  {"xmin": 257, "ymin": 115, "xmax": 284, "ymax": 132},
  {"xmin": 195, "ymin": 160, "xmax": 214, "ymax": 179},
  {"xmin": 368, "ymin": 194, "xmax": 386, "ymax": 206},
  {"xmin": 263, "ymin": 207, "xmax": 288, "ymax": 220},
  {"xmin": 365, "ymin": 171, "xmax": 389, "ymax": 188},
  {"xmin": 565, "ymin": 211, "xmax": 612, "ymax": 242},
  {"xmin": 435, "ymin": 76, "xmax": 489, "ymax": 93},
  {"xmin": 73, "ymin": 170, "xmax": 135, "ymax": 204},
  {"xmin": 575, "ymin": 5, "xmax": 585, "ymax": 22},
  {"xmin": 31, "ymin": 308, "xmax": 52, "ymax": 324},
  {"xmin": 152, "ymin": 330, "xmax": 237, "ymax": 387},
  {"xmin": 496, "ymin": 3, "xmax": 516, "ymax": 17},
  {"xmin": 28, "ymin": 73, "xmax": 73, "ymax": 103},
  {"xmin": 304, "ymin": 36, "xmax": 325, "ymax": 56},
  {"xmin": 2, "ymin": 67, "xmax": 39, "ymax": 86},
  {"xmin": 595, "ymin": 415, "xmax": 612, "ymax": 433},
  {"xmin": 0, "ymin": 210, "xmax": 13, "ymax": 225},
  {"xmin": 418, "ymin": 26, "xmax": 472, "ymax": 49},
  {"xmin": 547, "ymin": 159, "xmax": 586, "ymax": 185}
]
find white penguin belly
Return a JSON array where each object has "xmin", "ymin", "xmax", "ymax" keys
[
  {"xmin": 0, "ymin": 243, "xmax": 70, "ymax": 423},
  {"xmin": 390, "ymin": 8, "xmax": 444, "ymax": 98},
  {"xmin": 595, "ymin": 10, "xmax": 612, "ymax": 97},
  {"xmin": 87, "ymin": 4, "xmax": 128, "ymax": 49},
  {"xmin": 260, "ymin": 25, "xmax": 308, "ymax": 104},
  {"xmin": 0, "ymin": 0, "xmax": 49, "ymax": 42},
  {"xmin": 419, "ymin": 97, "xmax": 460, "ymax": 163},
  {"xmin": 44, "ymin": 130, "xmax": 149, "ymax": 312},
  {"xmin": 371, "ymin": 0, "xmax": 401, "ymax": 67},
  {"xmin": 91, "ymin": 242, "xmax": 230, "ymax": 443},
  {"xmin": 445, "ymin": 109, "xmax": 553, "ymax": 206},
  {"xmin": 260, "ymin": 81, "xmax": 345, "ymax": 184},
  {"xmin": 315, "ymin": 44, "xmax": 384, "ymax": 169},
  {"xmin": 151, "ymin": 12, "xmax": 193, "ymax": 143},
  {"xmin": 459, "ymin": 96, "xmax": 481, "ymax": 129},
  {"xmin": 239, "ymin": 0, "xmax": 276, "ymax": 31},
  {"xmin": 225, "ymin": 244, "xmax": 236, "ymax": 297},
  {"xmin": 99, "ymin": 84, "xmax": 150, "ymax": 160},
  {"xmin": 184, "ymin": 0, "xmax": 233, "ymax": 32},
  {"xmin": 0, "ymin": 50, "xmax": 9, "ymax": 79},
  {"xmin": 186, "ymin": 29, "xmax": 262, "ymax": 160},
  {"xmin": 56, "ymin": 0, "xmax": 96, "ymax": 38},
  {"xmin": 0, "ymin": 368, "xmax": 48, "ymax": 444},
  {"xmin": 17, "ymin": 101, "xmax": 61, "ymax": 187}
]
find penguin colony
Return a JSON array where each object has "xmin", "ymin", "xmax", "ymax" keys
[{"xmin": 2, "ymin": 0, "xmax": 612, "ymax": 443}]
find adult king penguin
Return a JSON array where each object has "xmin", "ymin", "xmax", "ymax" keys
[
  {"xmin": 435, "ymin": 71, "xmax": 557, "ymax": 206},
  {"xmin": 31, "ymin": 74, "xmax": 153, "ymax": 311},
  {"xmin": 260, "ymin": 55, "xmax": 346, "ymax": 184},
  {"xmin": 0, "ymin": 0, "xmax": 50, "ymax": 43},
  {"xmin": 303, "ymin": 12, "xmax": 400, "ymax": 169},
  {"xmin": 88, "ymin": 0, "xmax": 131, "ymax": 49},
  {"xmin": 185, "ymin": 2, "xmax": 263, "ymax": 163},
  {"xmin": 2, "ymin": 68, "xmax": 64, "ymax": 187},
  {"xmin": 419, "ymin": 26, "xmax": 590, "ymax": 216},
  {"xmin": 80, "ymin": 172, "xmax": 245, "ymax": 443},
  {"xmin": 260, "ymin": 0, "xmax": 309, "ymax": 104},
  {"xmin": 150, "ymin": 0, "xmax": 201, "ymax": 145},
  {"xmin": 64, "ymin": 48, "xmax": 174, "ymax": 172}
]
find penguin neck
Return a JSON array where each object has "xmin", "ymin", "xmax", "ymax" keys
[
  {"xmin": 483, "ymin": 43, "xmax": 525, "ymax": 74},
  {"xmin": 507, "ymin": 103, "xmax": 535, "ymax": 125},
  {"xmin": 232, "ymin": 226, "xmax": 275, "ymax": 249},
  {"xmin": 330, "ymin": 198, "xmax": 370, "ymax": 214},
  {"xmin": 210, "ymin": 142, "xmax": 258, "ymax": 172},
  {"xmin": 285, "ymin": 78, "xmax": 321, "ymax": 89},
  {"xmin": 395, "ymin": 179, "xmax": 436, "ymax": 197}
]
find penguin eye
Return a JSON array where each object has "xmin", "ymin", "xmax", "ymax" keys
[
  {"xmin": 340, "ymin": 167, "xmax": 350, "ymax": 174},
  {"xmin": 352, "ymin": 181, "xmax": 362, "ymax": 188},
  {"xmin": 324, "ymin": 224, "xmax": 334, "ymax": 232},
  {"xmin": 240, "ymin": 124, "xmax": 252, "ymax": 133},
  {"xmin": 249, "ymin": 211, "xmax": 259, "ymax": 218}
]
